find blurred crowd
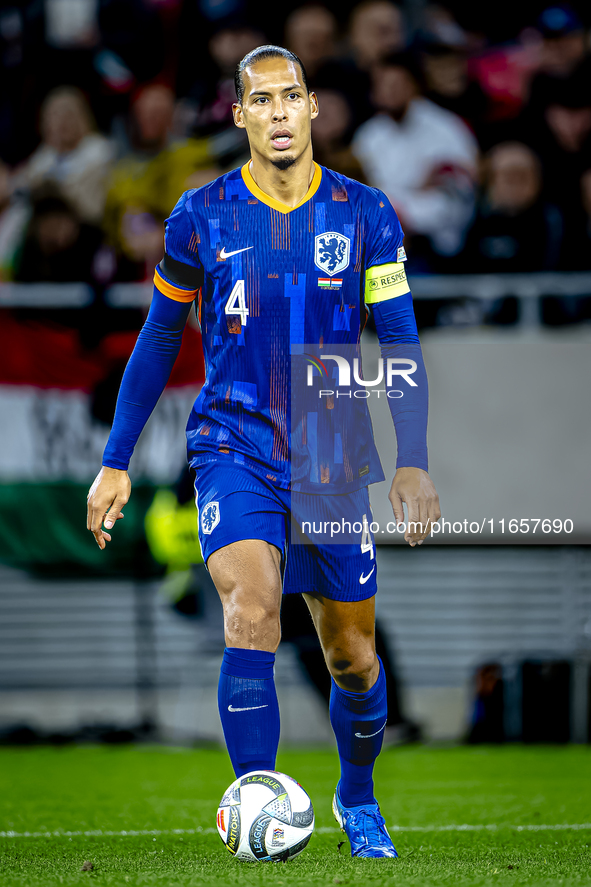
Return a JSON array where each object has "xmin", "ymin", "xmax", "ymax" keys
[{"xmin": 1, "ymin": 0, "xmax": 591, "ymax": 322}]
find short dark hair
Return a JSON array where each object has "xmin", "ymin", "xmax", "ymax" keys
[{"xmin": 235, "ymin": 45, "xmax": 309, "ymax": 104}]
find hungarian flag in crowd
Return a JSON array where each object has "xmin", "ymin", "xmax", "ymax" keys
[{"xmin": 0, "ymin": 302, "xmax": 204, "ymax": 575}]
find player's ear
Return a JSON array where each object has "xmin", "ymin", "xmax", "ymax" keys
[
  {"xmin": 309, "ymin": 91, "xmax": 319, "ymax": 120},
  {"xmin": 233, "ymin": 102, "xmax": 246, "ymax": 129}
]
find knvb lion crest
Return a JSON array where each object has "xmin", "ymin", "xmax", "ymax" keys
[
  {"xmin": 314, "ymin": 231, "xmax": 350, "ymax": 276},
  {"xmin": 201, "ymin": 500, "xmax": 220, "ymax": 535}
]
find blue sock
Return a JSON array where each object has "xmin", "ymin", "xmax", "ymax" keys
[
  {"xmin": 218, "ymin": 647, "xmax": 280, "ymax": 778},
  {"xmin": 329, "ymin": 657, "xmax": 387, "ymax": 807}
]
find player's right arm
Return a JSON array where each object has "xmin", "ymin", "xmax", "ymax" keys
[{"xmin": 87, "ymin": 194, "xmax": 203, "ymax": 549}]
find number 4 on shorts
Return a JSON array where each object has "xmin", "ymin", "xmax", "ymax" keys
[
  {"xmin": 225, "ymin": 279, "xmax": 249, "ymax": 325},
  {"xmin": 361, "ymin": 513, "xmax": 374, "ymax": 558}
]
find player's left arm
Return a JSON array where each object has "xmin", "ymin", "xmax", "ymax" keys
[{"xmin": 364, "ymin": 193, "xmax": 441, "ymax": 546}]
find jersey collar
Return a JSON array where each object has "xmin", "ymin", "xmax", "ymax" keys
[{"xmin": 241, "ymin": 161, "xmax": 322, "ymax": 214}]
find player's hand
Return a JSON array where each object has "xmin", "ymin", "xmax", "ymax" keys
[
  {"xmin": 389, "ymin": 467, "xmax": 440, "ymax": 547},
  {"xmin": 87, "ymin": 466, "xmax": 131, "ymax": 550}
]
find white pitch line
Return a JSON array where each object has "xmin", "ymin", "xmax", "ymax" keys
[
  {"xmin": 1, "ymin": 823, "xmax": 590, "ymax": 839},
  {"xmin": 389, "ymin": 824, "xmax": 591, "ymax": 833}
]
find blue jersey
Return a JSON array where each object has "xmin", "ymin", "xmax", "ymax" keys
[{"xmin": 154, "ymin": 162, "xmax": 411, "ymax": 492}]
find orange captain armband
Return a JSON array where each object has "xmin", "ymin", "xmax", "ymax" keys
[{"xmin": 154, "ymin": 266, "xmax": 198, "ymax": 303}]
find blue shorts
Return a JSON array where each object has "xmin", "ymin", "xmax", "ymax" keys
[{"xmin": 193, "ymin": 461, "xmax": 377, "ymax": 602}]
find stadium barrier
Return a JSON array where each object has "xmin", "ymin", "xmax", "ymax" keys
[
  {"xmin": 409, "ymin": 271, "xmax": 591, "ymax": 327},
  {"xmin": 2, "ymin": 272, "xmax": 591, "ymax": 318}
]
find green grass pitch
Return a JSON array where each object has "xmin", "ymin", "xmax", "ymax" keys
[{"xmin": 1, "ymin": 744, "xmax": 590, "ymax": 886}]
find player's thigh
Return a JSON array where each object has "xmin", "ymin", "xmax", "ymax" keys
[
  {"xmin": 194, "ymin": 462, "xmax": 287, "ymax": 612},
  {"xmin": 208, "ymin": 538, "xmax": 282, "ymax": 609}
]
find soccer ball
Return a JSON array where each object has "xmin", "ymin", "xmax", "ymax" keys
[{"xmin": 216, "ymin": 769, "xmax": 315, "ymax": 861}]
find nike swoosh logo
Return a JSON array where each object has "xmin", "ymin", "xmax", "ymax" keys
[
  {"xmin": 227, "ymin": 704, "xmax": 268, "ymax": 713},
  {"xmin": 355, "ymin": 720, "xmax": 387, "ymax": 739},
  {"xmin": 219, "ymin": 246, "xmax": 253, "ymax": 259},
  {"xmin": 359, "ymin": 566, "xmax": 376, "ymax": 584}
]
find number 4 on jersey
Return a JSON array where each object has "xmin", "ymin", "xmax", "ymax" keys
[{"xmin": 225, "ymin": 279, "xmax": 249, "ymax": 326}]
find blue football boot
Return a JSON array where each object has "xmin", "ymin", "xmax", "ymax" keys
[{"xmin": 332, "ymin": 783, "xmax": 398, "ymax": 859}]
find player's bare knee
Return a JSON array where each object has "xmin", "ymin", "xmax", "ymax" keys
[
  {"xmin": 223, "ymin": 596, "xmax": 281, "ymax": 651},
  {"xmin": 327, "ymin": 647, "xmax": 378, "ymax": 692}
]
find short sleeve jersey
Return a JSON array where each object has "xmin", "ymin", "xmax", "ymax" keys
[{"xmin": 155, "ymin": 163, "xmax": 410, "ymax": 493}]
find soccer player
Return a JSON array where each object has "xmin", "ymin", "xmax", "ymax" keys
[{"xmin": 87, "ymin": 45, "xmax": 441, "ymax": 859}]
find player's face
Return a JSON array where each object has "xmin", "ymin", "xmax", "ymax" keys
[{"xmin": 233, "ymin": 58, "xmax": 318, "ymax": 170}]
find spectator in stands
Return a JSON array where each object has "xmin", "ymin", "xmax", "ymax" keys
[
  {"xmin": 26, "ymin": 0, "xmax": 165, "ymax": 101},
  {"xmin": 175, "ymin": 22, "xmax": 262, "ymax": 176},
  {"xmin": 312, "ymin": 89, "xmax": 367, "ymax": 181},
  {"xmin": 103, "ymin": 83, "xmax": 214, "ymax": 280},
  {"xmin": 461, "ymin": 142, "xmax": 563, "ymax": 272},
  {"xmin": 352, "ymin": 51, "xmax": 478, "ymax": 262},
  {"xmin": 546, "ymin": 164, "xmax": 591, "ymax": 321},
  {"xmin": 14, "ymin": 189, "xmax": 103, "ymax": 283},
  {"xmin": 0, "ymin": 5, "xmax": 33, "ymax": 165},
  {"xmin": 176, "ymin": 0, "xmax": 251, "ymax": 100},
  {"xmin": 186, "ymin": 24, "xmax": 264, "ymax": 143},
  {"xmin": 522, "ymin": 70, "xmax": 591, "ymax": 216},
  {"xmin": 559, "ymin": 168, "xmax": 591, "ymax": 270},
  {"xmin": 349, "ymin": 0, "xmax": 406, "ymax": 72},
  {"xmin": 527, "ymin": 4, "xmax": 590, "ymax": 116},
  {"xmin": 417, "ymin": 13, "xmax": 489, "ymax": 143},
  {"xmin": 310, "ymin": 1, "xmax": 407, "ymax": 129},
  {"xmin": 19, "ymin": 87, "xmax": 114, "ymax": 225},
  {"xmin": 285, "ymin": 5, "xmax": 338, "ymax": 82},
  {"xmin": 0, "ymin": 159, "xmax": 30, "ymax": 281}
]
